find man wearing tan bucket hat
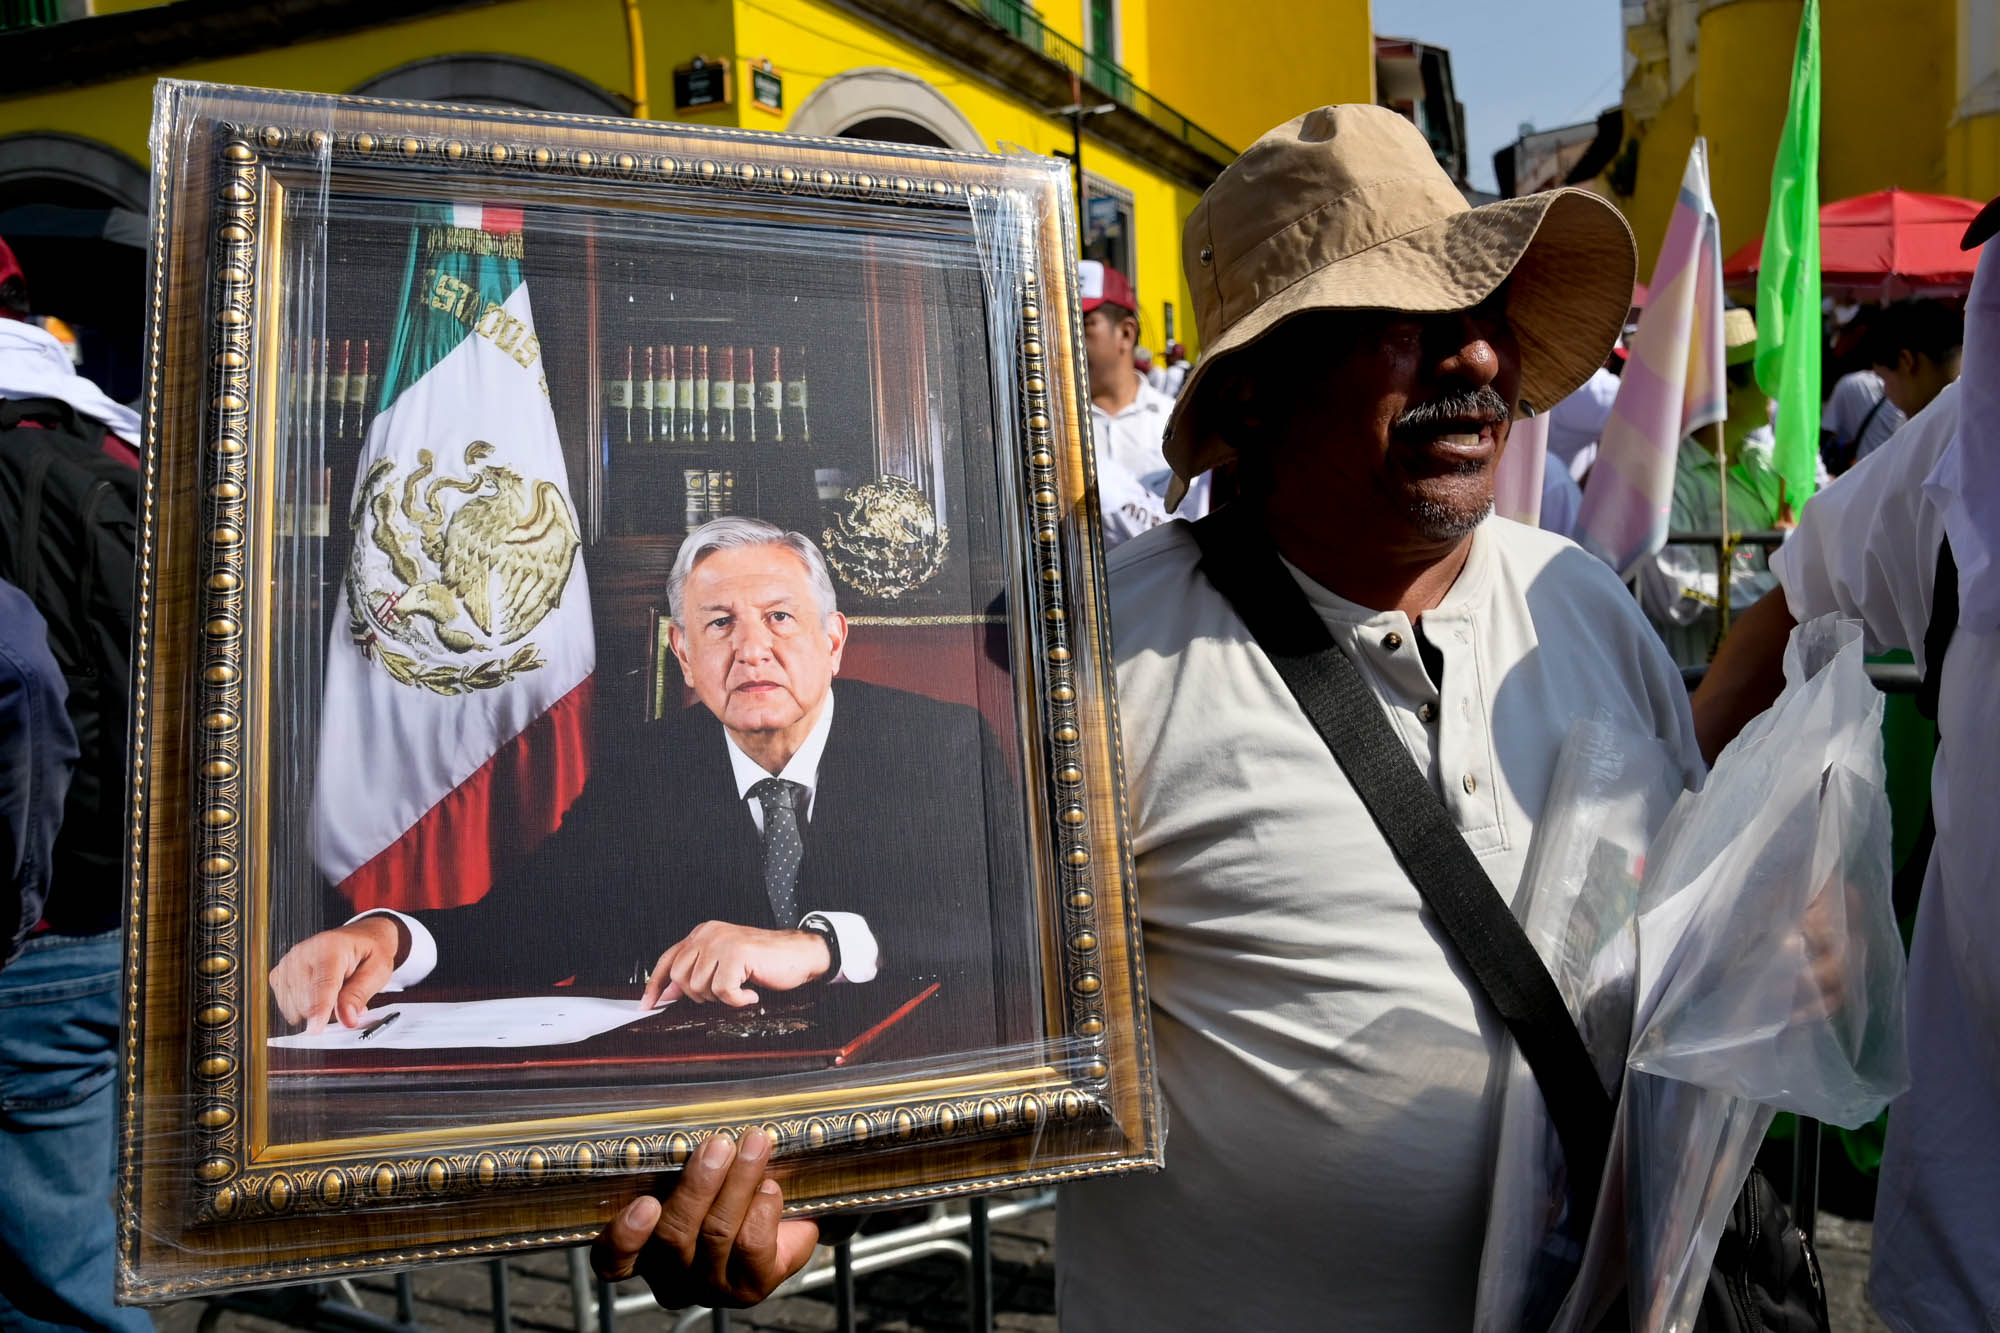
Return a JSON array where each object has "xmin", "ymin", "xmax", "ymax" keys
[
  {"xmin": 588, "ymin": 105, "xmax": 1706, "ymax": 1326},
  {"xmin": 1043, "ymin": 102, "xmax": 1703, "ymax": 1329}
]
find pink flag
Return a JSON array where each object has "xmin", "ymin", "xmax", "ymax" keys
[
  {"xmin": 1576, "ymin": 139, "xmax": 1727, "ymax": 575},
  {"xmin": 1492, "ymin": 412, "xmax": 1550, "ymax": 527}
]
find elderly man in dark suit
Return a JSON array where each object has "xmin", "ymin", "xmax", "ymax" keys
[{"xmin": 269, "ymin": 517, "xmax": 1033, "ymax": 1049}]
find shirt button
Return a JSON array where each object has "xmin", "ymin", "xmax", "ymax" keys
[
  {"xmin": 1383, "ymin": 631, "xmax": 1404, "ymax": 651},
  {"xmin": 1419, "ymin": 703, "xmax": 1436, "ymax": 724},
  {"xmin": 1462, "ymin": 773, "xmax": 1478, "ymax": 794}
]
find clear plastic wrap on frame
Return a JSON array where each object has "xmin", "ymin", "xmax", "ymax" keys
[{"xmin": 120, "ymin": 79, "xmax": 1160, "ymax": 1299}]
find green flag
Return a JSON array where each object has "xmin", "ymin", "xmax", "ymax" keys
[{"xmin": 1755, "ymin": 0, "xmax": 1821, "ymax": 509}]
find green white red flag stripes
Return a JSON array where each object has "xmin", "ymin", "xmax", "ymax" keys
[{"xmin": 312, "ymin": 202, "xmax": 593, "ymax": 911}]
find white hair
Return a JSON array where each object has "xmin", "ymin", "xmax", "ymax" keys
[{"xmin": 667, "ymin": 516, "xmax": 840, "ymax": 627}]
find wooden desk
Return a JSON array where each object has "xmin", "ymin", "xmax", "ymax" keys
[{"xmin": 263, "ymin": 980, "xmax": 945, "ymax": 1144}]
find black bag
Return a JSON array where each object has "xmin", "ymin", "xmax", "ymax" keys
[
  {"xmin": 1187, "ymin": 507, "xmax": 1829, "ymax": 1333},
  {"xmin": 0, "ymin": 395, "xmax": 138, "ymax": 937}
]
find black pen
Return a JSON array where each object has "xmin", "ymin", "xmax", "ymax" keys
[{"xmin": 356, "ymin": 1011, "xmax": 402, "ymax": 1041}]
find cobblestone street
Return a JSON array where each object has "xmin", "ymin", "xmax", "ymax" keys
[{"xmin": 155, "ymin": 1198, "xmax": 1896, "ymax": 1333}]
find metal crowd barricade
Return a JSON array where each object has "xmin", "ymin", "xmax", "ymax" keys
[
  {"xmin": 197, "ymin": 1191, "xmax": 1052, "ymax": 1333},
  {"xmin": 618, "ymin": 1192, "xmax": 1053, "ymax": 1333},
  {"xmin": 1662, "ymin": 526, "xmax": 1791, "ymax": 640}
]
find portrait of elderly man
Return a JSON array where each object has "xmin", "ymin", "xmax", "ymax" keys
[{"xmin": 269, "ymin": 516, "xmax": 1034, "ymax": 1052}]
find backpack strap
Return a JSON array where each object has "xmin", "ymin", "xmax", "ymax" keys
[
  {"xmin": 1851, "ymin": 394, "xmax": 1890, "ymax": 454},
  {"xmin": 1186, "ymin": 506, "xmax": 1614, "ymax": 1206}
]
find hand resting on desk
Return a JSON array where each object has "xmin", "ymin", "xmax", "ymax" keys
[
  {"xmin": 269, "ymin": 916, "xmax": 836, "ymax": 1032},
  {"xmin": 268, "ymin": 914, "xmax": 408, "ymax": 1034},
  {"xmin": 639, "ymin": 922, "xmax": 832, "ymax": 1010}
]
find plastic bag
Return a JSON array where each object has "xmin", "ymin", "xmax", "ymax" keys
[
  {"xmin": 1474, "ymin": 715, "xmax": 1684, "ymax": 1333},
  {"xmin": 1629, "ymin": 616, "xmax": 1908, "ymax": 1123},
  {"xmin": 1549, "ymin": 614, "xmax": 1909, "ymax": 1333}
]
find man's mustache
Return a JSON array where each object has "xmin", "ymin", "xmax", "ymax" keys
[{"xmin": 1393, "ymin": 385, "xmax": 1511, "ymax": 434}]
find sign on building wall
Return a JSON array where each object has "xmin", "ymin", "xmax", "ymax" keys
[
  {"xmin": 751, "ymin": 58, "xmax": 783, "ymax": 114},
  {"xmin": 673, "ymin": 56, "xmax": 731, "ymax": 112}
]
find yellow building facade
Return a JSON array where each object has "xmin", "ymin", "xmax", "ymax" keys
[
  {"xmin": 1614, "ymin": 0, "xmax": 1995, "ymax": 265},
  {"xmin": 0, "ymin": 0, "xmax": 1376, "ymax": 371}
]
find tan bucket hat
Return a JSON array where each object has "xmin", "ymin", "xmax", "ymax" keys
[{"xmin": 1163, "ymin": 103, "xmax": 1637, "ymax": 509}]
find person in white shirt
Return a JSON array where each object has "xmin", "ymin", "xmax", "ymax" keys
[
  {"xmin": 588, "ymin": 104, "xmax": 1700, "ymax": 1331},
  {"xmin": 1539, "ymin": 456, "xmax": 1583, "ymax": 537},
  {"xmin": 1694, "ymin": 200, "xmax": 2000, "ymax": 1333},
  {"xmin": 1157, "ymin": 340, "xmax": 1190, "ymax": 397},
  {"xmin": 1077, "ymin": 259, "xmax": 1207, "ymax": 545},
  {"xmin": 1544, "ymin": 358, "xmax": 1620, "ymax": 481},
  {"xmin": 1821, "ymin": 301, "xmax": 1961, "ymax": 474},
  {"xmin": 1820, "ymin": 367, "xmax": 1904, "ymax": 472}
]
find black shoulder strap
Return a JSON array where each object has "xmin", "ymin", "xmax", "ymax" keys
[
  {"xmin": 1851, "ymin": 393, "xmax": 1890, "ymax": 451},
  {"xmin": 1187, "ymin": 507, "xmax": 1613, "ymax": 1202},
  {"xmin": 1917, "ymin": 533, "xmax": 1957, "ymax": 724}
]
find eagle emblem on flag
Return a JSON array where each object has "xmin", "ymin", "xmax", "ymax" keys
[{"xmin": 345, "ymin": 438, "xmax": 581, "ymax": 695}]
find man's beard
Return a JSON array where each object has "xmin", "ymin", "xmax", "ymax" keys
[
  {"xmin": 1407, "ymin": 489, "xmax": 1494, "ymax": 541},
  {"xmin": 1392, "ymin": 384, "xmax": 1508, "ymax": 540}
]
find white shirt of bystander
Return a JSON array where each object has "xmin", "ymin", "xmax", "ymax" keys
[
  {"xmin": 1089, "ymin": 371, "xmax": 1209, "ymax": 547},
  {"xmin": 1771, "ymin": 381, "xmax": 2000, "ymax": 1333},
  {"xmin": 1545, "ymin": 364, "xmax": 1620, "ymax": 477},
  {"xmin": 1821, "ymin": 368, "xmax": 1906, "ymax": 462}
]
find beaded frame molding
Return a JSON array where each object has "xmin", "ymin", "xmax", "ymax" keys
[{"xmin": 120, "ymin": 81, "xmax": 1156, "ymax": 1297}]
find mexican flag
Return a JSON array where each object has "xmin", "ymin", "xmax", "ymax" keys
[{"xmin": 312, "ymin": 203, "xmax": 593, "ymax": 911}]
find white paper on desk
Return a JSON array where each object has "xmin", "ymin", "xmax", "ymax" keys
[{"xmin": 267, "ymin": 996, "xmax": 654, "ymax": 1050}]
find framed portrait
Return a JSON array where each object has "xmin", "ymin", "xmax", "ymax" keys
[{"xmin": 119, "ymin": 80, "xmax": 1158, "ymax": 1298}]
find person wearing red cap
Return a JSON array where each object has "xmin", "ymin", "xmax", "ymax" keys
[
  {"xmin": 0, "ymin": 236, "xmax": 28, "ymax": 322},
  {"xmin": 1077, "ymin": 259, "xmax": 1207, "ymax": 547}
]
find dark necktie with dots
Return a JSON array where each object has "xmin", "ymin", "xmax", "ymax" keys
[{"xmin": 749, "ymin": 777, "xmax": 807, "ymax": 928}]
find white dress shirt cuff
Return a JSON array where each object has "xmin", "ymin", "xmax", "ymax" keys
[
  {"xmin": 802, "ymin": 910, "xmax": 878, "ymax": 984},
  {"xmin": 347, "ymin": 909, "xmax": 437, "ymax": 990}
]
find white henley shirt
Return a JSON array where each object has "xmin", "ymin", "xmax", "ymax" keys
[{"xmin": 1058, "ymin": 515, "xmax": 1701, "ymax": 1331}]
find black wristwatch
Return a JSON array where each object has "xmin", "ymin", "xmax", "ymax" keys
[{"xmin": 799, "ymin": 912, "xmax": 842, "ymax": 980}]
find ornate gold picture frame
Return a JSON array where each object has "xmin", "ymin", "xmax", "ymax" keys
[{"xmin": 121, "ymin": 80, "xmax": 1156, "ymax": 1298}]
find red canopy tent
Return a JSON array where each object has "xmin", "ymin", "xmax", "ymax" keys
[{"xmin": 1722, "ymin": 187, "xmax": 1987, "ymax": 300}]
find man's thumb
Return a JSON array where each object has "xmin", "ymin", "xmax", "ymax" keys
[
  {"xmin": 590, "ymin": 1196, "xmax": 660, "ymax": 1283},
  {"xmin": 336, "ymin": 950, "xmax": 395, "ymax": 1028}
]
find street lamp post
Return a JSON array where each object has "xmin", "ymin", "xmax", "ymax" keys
[{"xmin": 1047, "ymin": 97, "xmax": 1118, "ymax": 252}]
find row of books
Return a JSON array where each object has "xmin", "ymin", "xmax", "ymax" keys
[
  {"xmin": 291, "ymin": 338, "xmax": 376, "ymax": 442},
  {"xmin": 681, "ymin": 468, "xmax": 740, "ymax": 530},
  {"xmin": 608, "ymin": 344, "xmax": 809, "ymax": 448}
]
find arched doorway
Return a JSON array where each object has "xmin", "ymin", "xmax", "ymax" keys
[
  {"xmin": 786, "ymin": 69, "xmax": 985, "ymax": 153},
  {"xmin": 837, "ymin": 116, "xmax": 952, "ymax": 149},
  {"xmin": 0, "ymin": 133, "xmax": 151, "ymax": 402},
  {"xmin": 350, "ymin": 54, "xmax": 630, "ymax": 116}
]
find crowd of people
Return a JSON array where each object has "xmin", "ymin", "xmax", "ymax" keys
[{"xmin": 3, "ymin": 97, "xmax": 1993, "ymax": 1333}]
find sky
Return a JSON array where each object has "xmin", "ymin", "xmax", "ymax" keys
[{"xmin": 1370, "ymin": 0, "xmax": 1626, "ymax": 196}]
